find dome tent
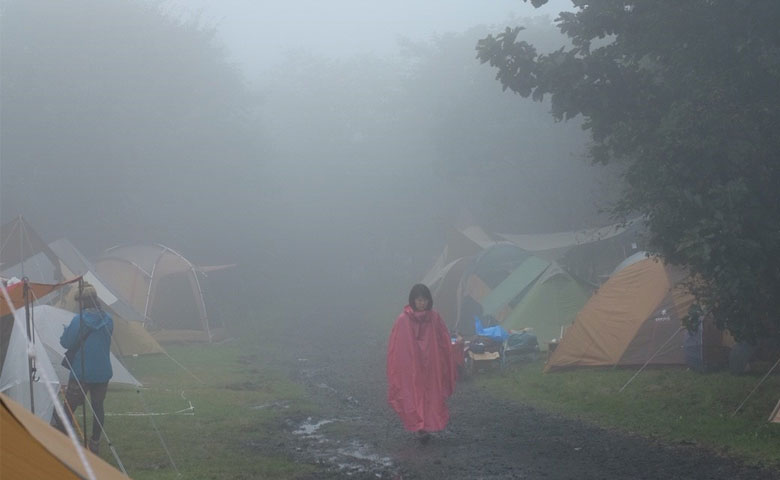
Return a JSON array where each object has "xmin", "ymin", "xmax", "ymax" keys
[
  {"xmin": 545, "ymin": 256, "xmax": 694, "ymax": 371},
  {"xmin": 95, "ymin": 244, "xmax": 228, "ymax": 343}
]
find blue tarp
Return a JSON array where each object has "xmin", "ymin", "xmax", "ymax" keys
[{"xmin": 474, "ymin": 316, "xmax": 509, "ymax": 341}]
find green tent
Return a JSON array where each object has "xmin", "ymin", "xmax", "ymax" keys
[
  {"xmin": 502, "ymin": 264, "xmax": 591, "ymax": 348},
  {"xmin": 480, "ymin": 255, "xmax": 550, "ymax": 320}
]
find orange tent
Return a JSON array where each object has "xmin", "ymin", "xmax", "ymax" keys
[
  {"xmin": 545, "ymin": 257, "xmax": 693, "ymax": 371},
  {"xmin": 1, "ymin": 392, "xmax": 130, "ymax": 479},
  {"xmin": 1, "ymin": 278, "xmax": 79, "ymax": 317}
]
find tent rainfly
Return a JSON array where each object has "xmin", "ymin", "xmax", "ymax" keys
[
  {"xmin": 95, "ymin": 244, "xmax": 227, "ymax": 343},
  {"xmin": 545, "ymin": 256, "xmax": 694, "ymax": 372},
  {"xmin": 500, "ymin": 263, "xmax": 591, "ymax": 347},
  {"xmin": 1, "ymin": 392, "xmax": 130, "ymax": 479},
  {"xmin": 455, "ymin": 243, "xmax": 529, "ymax": 334}
]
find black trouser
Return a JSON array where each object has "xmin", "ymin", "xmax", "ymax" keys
[{"xmin": 52, "ymin": 380, "xmax": 109, "ymax": 442}]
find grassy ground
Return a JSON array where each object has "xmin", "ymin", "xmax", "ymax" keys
[
  {"xmin": 92, "ymin": 338, "xmax": 317, "ymax": 480},
  {"xmin": 75, "ymin": 287, "xmax": 779, "ymax": 478},
  {"xmin": 480, "ymin": 358, "xmax": 780, "ymax": 468}
]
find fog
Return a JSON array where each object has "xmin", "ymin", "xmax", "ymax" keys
[{"xmin": 0, "ymin": 0, "xmax": 620, "ymax": 314}]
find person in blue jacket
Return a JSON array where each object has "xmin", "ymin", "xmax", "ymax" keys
[{"xmin": 52, "ymin": 283, "xmax": 113, "ymax": 454}]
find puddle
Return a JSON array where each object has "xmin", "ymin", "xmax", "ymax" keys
[
  {"xmin": 294, "ymin": 417, "xmax": 335, "ymax": 436},
  {"xmin": 291, "ymin": 417, "xmax": 397, "ymax": 477},
  {"xmin": 337, "ymin": 441, "xmax": 394, "ymax": 468}
]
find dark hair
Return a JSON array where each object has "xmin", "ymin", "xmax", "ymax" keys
[{"xmin": 408, "ymin": 283, "xmax": 433, "ymax": 310}]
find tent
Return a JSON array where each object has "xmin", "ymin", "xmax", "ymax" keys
[
  {"xmin": 455, "ymin": 243, "xmax": 530, "ymax": 334},
  {"xmin": 1, "ymin": 392, "xmax": 130, "ymax": 479},
  {"xmin": 0, "ymin": 310, "xmax": 60, "ymax": 421},
  {"xmin": 479, "ymin": 255, "xmax": 550, "ymax": 323},
  {"xmin": 1, "ymin": 278, "xmax": 78, "ymax": 420},
  {"xmin": 498, "ymin": 219, "xmax": 638, "ymax": 261},
  {"xmin": 49, "ymin": 238, "xmax": 164, "ymax": 356},
  {"xmin": 30, "ymin": 305, "xmax": 141, "ymax": 387},
  {"xmin": 771, "ymin": 399, "xmax": 780, "ymax": 423},
  {"xmin": 499, "ymin": 218, "xmax": 645, "ymax": 286},
  {"xmin": 422, "ymin": 225, "xmax": 495, "ymax": 288},
  {"xmin": 0, "ymin": 216, "xmax": 64, "ymax": 283},
  {"xmin": 426, "ymin": 256, "xmax": 472, "ymax": 332},
  {"xmin": 501, "ymin": 263, "xmax": 591, "ymax": 348},
  {"xmin": 545, "ymin": 256, "xmax": 696, "ymax": 372},
  {"xmin": 96, "ymin": 244, "xmax": 227, "ymax": 343}
]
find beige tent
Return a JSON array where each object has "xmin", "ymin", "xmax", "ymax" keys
[
  {"xmin": 96, "ymin": 244, "xmax": 227, "ymax": 343},
  {"xmin": 771, "ymin": 399, "xmax": 780, "ymax": 423},
  {"xmin": 56, "ymin": 283, "xmax": 163, "ymax": 357},
  {"xmin": 421, "ymin": 226, "xmax": 496, "ymax": 330},
  {"xmin": 49, "ymin": 239, "xmax": 164, "ymax": 356},
  {"xmin": 1, "ymin": 392, "xmax": 130, "ymax": 479},
  {"xmin": 422, "ymin": 225, "xmax": 495, "ymax": 287},
  {"xmin": 545, "ymin": 256, "xmax": 694, "ymax": 372}
]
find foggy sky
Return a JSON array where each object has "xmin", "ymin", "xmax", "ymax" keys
[{"xmin": 163, "ymin": 0, "xmax": 572, "ymax": 80}]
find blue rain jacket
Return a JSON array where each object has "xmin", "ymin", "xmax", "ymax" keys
[{"xmin": 60, "ymin": 308, "xmax": 113, "ymax": 383}]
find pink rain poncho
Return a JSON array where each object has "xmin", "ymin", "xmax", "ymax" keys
[{"xmin": 386, "ymin": 305, "xmax": 456, "ymax": 432}]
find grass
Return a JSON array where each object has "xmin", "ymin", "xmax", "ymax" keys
[
  {"xmin": 66, "ymin": 288, "xmax": 779, "ymax": 477},
  {"xmin": 479, "ymin": 359, "xmax": 780, "ymax": 468},
  {"xmin": 86, "ymin": 338, "xmax": 318, "ymax": 480}
]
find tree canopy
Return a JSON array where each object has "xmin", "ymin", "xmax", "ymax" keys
[
  {"xmin": 476, "ymin": 0, "xmax": 780, "ymax": 342},
  {"xmin": 0, "ymin": 0, "xmax": 259, "ymax": 254}
]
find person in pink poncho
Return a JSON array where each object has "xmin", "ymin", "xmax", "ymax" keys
[{"xmin": 387, "ymin": 283, "xmax": 456, "ymax": 442}]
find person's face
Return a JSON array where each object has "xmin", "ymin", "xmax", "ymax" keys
[{"xmin": 414, "ymin": 296, "xmax": 429, "ymax": 312}]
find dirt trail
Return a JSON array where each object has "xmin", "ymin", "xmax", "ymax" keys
[{"xmin": 271, "ymin": 308, "xmax": 779, "ymax": 480}]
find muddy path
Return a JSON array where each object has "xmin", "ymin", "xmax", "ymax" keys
[{"xmin": 267, "ymin": 307, "xmax": 779, "ymax": 480}]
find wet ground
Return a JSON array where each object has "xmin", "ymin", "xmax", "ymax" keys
[{"xmin": 262, "ymin": 308, "xmax": 779, "ymax": 480}]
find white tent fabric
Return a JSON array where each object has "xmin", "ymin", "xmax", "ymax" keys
[
  {"xmin": 26, "ymin": 305, "xmax": 141, "ymax": 387},
  {"xmin": 0, "ymin": 311, "xmax": 59, "ymax": 421},
  {"xmin": 49, "ymin": 238, "xmax": 148, "ymax": 324}
]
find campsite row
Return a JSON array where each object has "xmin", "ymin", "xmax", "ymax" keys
[
  {"xmin": 422, "ymin": 224, "xmax": 779, "ymax": 423},
  {"xmin": 0, "ymin": 216, "xmax": 230, "ymax": 421}
]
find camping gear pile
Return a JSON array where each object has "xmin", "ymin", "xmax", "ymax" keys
[{"xmin": 462, "ymin": 336, "xmax": 504, "ymax": 375}]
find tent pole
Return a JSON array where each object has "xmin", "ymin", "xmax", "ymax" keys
[
  {"xmin": 732, "ymin": 355, "xmax": 780, "ymax": 417},
  {"xmin": 23, "ymin": 278, "xmax": 35, "ymax": 414},
  {"xmin": 619, "ymin": 326, "xmax": 684, "ymax": 393},
  {"xmin": 78, "ymin": 278, "xmax": 88, "ymax": 447}
]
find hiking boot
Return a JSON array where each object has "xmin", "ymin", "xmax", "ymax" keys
[
  {"xmin": 416, "ymin": 430, "xmax": 431, "ymax": 445},
  {"xmin": 88, "ymin": 438, "xmax": 100, "ymax": 455}
]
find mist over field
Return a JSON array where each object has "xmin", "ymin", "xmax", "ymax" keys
[
  {"xmin": 3, "ymin": 2, "xmax": 780, "ymax": 479},
  {"xmin": 0, "ymin": 0, "xmax": 617, "ymax": 312}
]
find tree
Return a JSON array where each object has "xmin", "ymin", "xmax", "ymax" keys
[
  {"xmin": 398, "ymin": 22, "xmax": 622, "ymax": 233},
  {"xmin": 476, "ymin": 0, "xmax": 780, "ymax": 342},
  {"xmin": 0, "ymin": 0, "xmax": 259, "ymax": 254}
]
